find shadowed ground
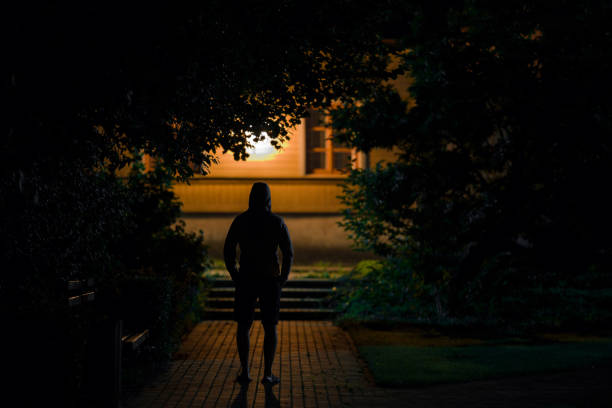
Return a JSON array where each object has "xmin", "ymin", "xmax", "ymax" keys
[
  {"xmin": 123, "ymin": 321, "xmax": 373, "ymax": 408},
  {"xmin": 123, "ymin": 320, "xmax": 612, "ymax": 408}
]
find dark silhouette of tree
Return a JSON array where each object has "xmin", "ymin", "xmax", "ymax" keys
[
  {"xmin": 3, "ymin": 2, "xmax": 396, "ymax": 404},
  {"xmin": 3, "ymin": 1, "xmax": 393, "ymax": 307},
  {"xmin": 336, "ymin": 1, "xmax": 612, "ymax": 323}
]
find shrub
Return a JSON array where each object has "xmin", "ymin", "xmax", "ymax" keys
[
  {"xmin": 110, "ymin": 165, "xmax": 212, "ymax": 361},
  {"xmin": 335, "ymin": 258, "xmax": 440, "ymax": 323},
  {"xmin": 335, "ymin": 1, "xmax": 612, "ymax": 329}
]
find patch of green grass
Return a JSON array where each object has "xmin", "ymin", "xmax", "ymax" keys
[
  {"xmin": 311, "ymin": 260, "xmax": 348, "ymax": 268},
  {"xmin": 203, "ymin": 260, "xmax": 352, "ymax": 280},
  {"xmin": 203, "ymin": 271, "xmax": 229, "ymax": 279},
  {"xmin": 358, "ymin": 341, "xmax": 612, "ymax": 387},
  {"xmin": 345, "ymin": 324, "xmax": 612, "ymax": 387},
  {"xmin": 288, "ymin": 264, "xmax": 352, "ymax": 279},
  {"xmin": 209, "ymin": 258, "xmax": 226, "ymax": 269},
  {"xmin": 299, "ymin": 269, "xmax": 347, "ymax": 279}
]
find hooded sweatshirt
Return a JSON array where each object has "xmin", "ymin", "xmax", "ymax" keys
[{"xmin": 224, "ymin": 182, "xmax": 293, "ymax": 282}]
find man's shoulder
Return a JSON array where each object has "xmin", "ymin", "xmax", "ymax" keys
[
  {"xmin": 236, "ymin": 210, "xmax": 249, "ymax": 219},
  {"xmin": 256, "ymin": 211, "xmax": 286, "ymax": 228},
  {"xmin": 268, "ymin": 211, "xmax": 286, "ymax": 225},
  {"xmin": 230, "ymin": 211, "xmax": 250, "ymax": 226},
  {"xmin": 268, "ymin": 211, "xmax": 283, "ymax": 220}
]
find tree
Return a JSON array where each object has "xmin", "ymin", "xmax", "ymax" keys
[
  {"xmin": 3, "ymin": 2, "xmax": 398, "ymax": 403},
  {"xmin": 335, "ymin": 0, "xmax": 612, "ymax": 323},
  {"xmin": 3, "ymin": 1, "xmax": 394, "ymax": 302}
]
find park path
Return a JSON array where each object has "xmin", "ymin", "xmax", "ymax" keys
[
  {"xmin": 123, "ymin": 320, "xmax": 612, "ymax": 408},
  {"xmin": 122, "ymin": 320, "xmax": 389, "ymax": 408}
]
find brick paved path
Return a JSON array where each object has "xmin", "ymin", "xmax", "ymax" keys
[
  {"xmin": 123, "ymin": 320, "xmax": 384, "ymax": 408},
  {"xmin": 124, "ymin": 320, "xmax": 612, "ymax": 408}
]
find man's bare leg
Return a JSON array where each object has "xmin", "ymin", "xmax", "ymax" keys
[
  {"xmin": 262, "ymin": 322, "xmax": 280, "ymax": 384},
  {"xmin": 237, "ymin": 321, "xmax": 253, "ymax": 381}
]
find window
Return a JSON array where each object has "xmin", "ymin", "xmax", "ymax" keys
[{"xmin": 306, "ymin": 109, "xmax": 354, "ymax": 174}]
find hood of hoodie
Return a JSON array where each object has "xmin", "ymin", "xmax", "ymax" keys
[{"xmin": 248, "ymin": 182, "xmax": 271, "ymax": 212}]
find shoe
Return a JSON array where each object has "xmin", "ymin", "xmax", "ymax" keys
[{"xmin": 261, "ymin": 375, "xmax": 280, "ymax": 385}]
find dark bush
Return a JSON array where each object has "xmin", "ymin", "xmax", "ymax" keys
[
  {"xmin": 110, "ymin": 165, "xmax": 212, "ymax": 359},
  {"xmin": 335, "ymin": 1, "xmax": 612, "ymax": 329},
  {"xmin": 335, "ymin": 257, "xmax": 612, "ymax": 332}
]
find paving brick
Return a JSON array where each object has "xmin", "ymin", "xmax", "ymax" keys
[
  {"xmin": 123, "ymin": 320, "xmax": 612, "ymax": 408},
  {"xmin": 123, "ymin": 320, "xmax": 368, "ymax": 407}
]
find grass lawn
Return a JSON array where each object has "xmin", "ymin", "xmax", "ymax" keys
[
  {"xmin": 345, "ymin": 324, "xmax": 612, "ymax": 387},
  {"xmin": 204, "ymin": 259, "xmax": 351, "ymax": 280}
]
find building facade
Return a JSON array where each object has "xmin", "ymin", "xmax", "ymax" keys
[{"xmin": 172, "ymin": 111, "xmax": 398, "ymax": 265}]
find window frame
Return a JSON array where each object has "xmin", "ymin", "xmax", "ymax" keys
[{"xmin": 306, "ymin": 110, "xmax": 355, "ymax": 175}]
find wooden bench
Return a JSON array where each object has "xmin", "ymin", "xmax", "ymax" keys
[
  {"xmin": 66, "ymin": 278, "xmax": 121, "ymax": 407},
  {"xmin": 121, "ymin": 328, "xmax": 150, "ymax": 353},
  {"xmin": 66, "ymin": 278, "xmax": 150, "ymax": 407},
  {"xmin": 67, "ymin": 278, "xmax": 96, "ymax": 308},
  {"xmin": 68, "ymin": 279, "xmax": 150, "ymax": 352}
]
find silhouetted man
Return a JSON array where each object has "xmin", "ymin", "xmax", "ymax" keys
[{"xmin": 224, "ymin": 182, "xmax": 293, "ymax": 385}]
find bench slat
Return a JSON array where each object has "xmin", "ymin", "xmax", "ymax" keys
[
  {"xmin": 123, "ymin": 329, "xmax": 150, "ymax": 351},
  {"xmin": 81, "ymin": 291, "xmax": 96, "ymax": 302},
  {"xmin": 67, "ymin": 280, "xmax": 82, "ymax": 290},
  {"xmin": 68, "ymin": 295, "xmax": 81, "ymax": 307}
]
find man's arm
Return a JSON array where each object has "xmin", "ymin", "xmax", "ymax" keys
[
  {"xmin": 223, "ymin": 218, "xmax": 239, "ymax": 282},
  {"xmin": 279, "ymin": 221, "xmax": 294, "ymax": 285}
]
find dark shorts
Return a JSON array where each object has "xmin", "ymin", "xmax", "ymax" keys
[{"xmin": 233, "ymin": 278, "xmax": 282, "ymax": 325}]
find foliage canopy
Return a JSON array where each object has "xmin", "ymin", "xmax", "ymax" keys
[
  {"xmin": 2, "ymin": 2, "xmax": 401, "ymax": 349},
  {"xmin": 335, "ymin": 0, "xmax": 612, "ymax": 324},
  {"xmin": 3, "ymin": 3, "xmax": 397, "ymax": 401}
]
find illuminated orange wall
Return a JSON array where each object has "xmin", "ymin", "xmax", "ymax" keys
[
  {"xmin": 173, "ymin": 67, "xmax": 410, "ymax": 263},
  {"xmin": 174, "ymin": 178, "xmax": 345, "ymax": 214},
  {"xmin": 204, "ymin": 122, "xmax": 306, "ymax": 178}
]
